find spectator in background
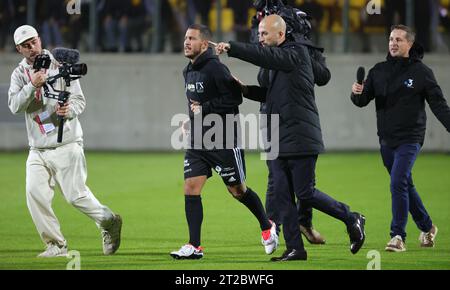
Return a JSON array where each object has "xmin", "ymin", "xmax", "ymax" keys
[
  {"xmin": 385, "ymin": 0, "xmax": 406, "ymax": 39},
  {"xmin": 98, "ymin": 0, "xmax": 125, "ymax": 52},
  {"xmin": 441, "ymin": 1, "xmax": 450, "ymax": 41},
  {"xmin": 153, "ymin": 0, "xmax": 183, "ymax": 53},
  {"xmin": 186, "ymin": 0, "xmax": 198, "ymax": 25},
  {"xmin": 66, "ymin": 0, "xmax": 82, "ymax": 50},
  {"xmin": 285, "ymin": 0, "xmax": 297, "ymax": 6},
  {"xmin": 38, "ymin": 0, "xmax": 65, "ymax": 49},
  {"xmin": 298, "ymin": 0, "xmax": 324, "ymax": 45},
  {"xmin": 193, "ymin": 0, "xmax": 213, "ymax": 25},
  {"xmin": 328, "ymin": 0, "xmax": 342, "ymax": 33},
  {"xmin": 66, "ymin": 0, "xmax": 91, "ymax": 50},
  {"xmin": 441, "ymin": 1, "xmax": 450, "ymax": 28},
  {"xmin": 123, "ymin": 0, "xmax": 147, "ymax": 52},
  {"xmin": 142, "ymin": 0, "xmax": 156, "ymax": 52},
  {"xmin": 439, "ymin": 1, "xmax": 450, "ymax": 52},
  {"xmin": 358, "ymin": 1, "xmax": 372, "ymax": 53},
  {"xmin": 430, "ymin": 0, "xmax": 448, "ymax": 52},
  {"xmin": 414, "ymin": 0, "xmax": 432, "ymax": 52},
  {"xmin": 0, "ymin": 0, "xmax": 14, "ymax": 52},
  {"xmin": 228, "ymin": 0, "xmax": 253, "ymax": 42},
  {"xmin": 11, "ymin": 0, "xmax": 28, "ymax": 33},
  {"xmin": 172, "ymin": 0, "xmax": 191, "ymax": 34}
]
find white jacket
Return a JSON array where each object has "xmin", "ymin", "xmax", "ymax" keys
[{"xmin": 8, "ymin": 50, "xmax": 85, "ymax": 149}]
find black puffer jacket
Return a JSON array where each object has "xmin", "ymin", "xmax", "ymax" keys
[
  {"xmin": 351, "ymin": 43, "xmax": 450, "ymax": 147},
  {"xmin": 255, "ymin": 40, "xmax": 330, "ymax": 115},
  {"xmin": 297, "ymin": 38, "xmax": 331, "ymax": 87},
  {"xmin": 228, "ymin": 40, "xmax": 324, "ymax": 156}
]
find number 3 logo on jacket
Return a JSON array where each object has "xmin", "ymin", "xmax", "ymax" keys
[{"xmin": 404, "ymin": 78, "xmax": 414, "ymax": 89}]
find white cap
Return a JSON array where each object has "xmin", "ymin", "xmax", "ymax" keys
[{"xmin": 14, "ymin": 25, "xmax": 38, "ymax": 45}]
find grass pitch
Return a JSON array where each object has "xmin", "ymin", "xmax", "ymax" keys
[{"xmin": 0, "ymin": 151, "xmax": 449, "ymax": 270}]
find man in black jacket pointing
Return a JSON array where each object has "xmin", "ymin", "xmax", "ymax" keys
[
  {"xmin": 216, "ymin": 14, "xmax": 366, "ymax": 261},
  {"xmin": 352, "ymin": 25, "xmax": 450, "ymax": 252}
]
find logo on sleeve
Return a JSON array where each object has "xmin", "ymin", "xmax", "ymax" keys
[
  {"xmin": 186, "ymin": 83, "xmax": 195, "ymax": 92},
  {"xmin": 196, "ymin": 82, "xmax": 204, "ymax": 93},
  {"xmin": 185, "ymin": 82, "xmax": 204, "ymax": 93},
  {"xmin": 404, "ymin": 79, "xmax": 414, "ymax": 89}
]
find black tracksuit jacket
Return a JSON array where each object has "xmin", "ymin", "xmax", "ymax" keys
[
  {"xmin": 351, "ymin": 43, "xmax": 450, "ymax": 147},
  {"xmin": 183, "ymin": 48, "xmax": 243, "ymax": 149}
]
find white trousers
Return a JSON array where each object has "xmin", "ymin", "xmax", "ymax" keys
[{"xmin": 26, "ymin": 142, "xmax": 114, "ymax": 246}]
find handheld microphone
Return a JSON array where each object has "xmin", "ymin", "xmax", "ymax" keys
[
  {"xmin": 51, "ymin": 47, "xmax": 80, "ymax": 64},
  {"xmin": 356, "ymin": 66, "xmax": 365, "ymax": 85}
]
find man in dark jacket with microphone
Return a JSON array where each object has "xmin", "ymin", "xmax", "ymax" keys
[
  {"xmin": 216, "ymin": 15, "xmax": 366, "ymax": 261},
  {"xmin": 351, "ymin": 24, "xmax": 450, "ymax": 252},
  {"xmin": 8, "ymin": 25, "xmax": 122, "ymax": 258}
]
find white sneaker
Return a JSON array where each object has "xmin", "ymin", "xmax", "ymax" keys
[
  {"xmin": 101, "ymin": 214, "xmax": 122, "ymax": 255},
  {"xmin": 261, "ymin": 221, "xmax": 279, "ymax": 255},
  {"xmin": 385, "ymin": 235, "xmax": 406, "ymax": 252},
  {"xmin": 170, "ymin": 244, "xmax": 204, "ymax": 260},
  {"xmin": 419, "ymin": 224, "xmax": 438, "ymax": 247},
  {"xmin": 37, "ymin": 242, "xmax": 68, "ymax": 258}
]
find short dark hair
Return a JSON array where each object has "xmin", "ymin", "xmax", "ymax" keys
[
  {"xmin": 391, "ymin": 24, "xmax": 415, "ymax": 43},
  {"xmin": 187, "ymin": 24, "xmax": 212, "ymax": 40}
]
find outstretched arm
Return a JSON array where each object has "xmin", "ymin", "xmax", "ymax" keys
[{"xmin": 215, "ymin": 41, "xmax": 302, "ymax": 72}]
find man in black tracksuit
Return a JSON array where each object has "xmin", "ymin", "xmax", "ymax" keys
[
  {"xmin": 352, "ymin": 25, "xmax": 450, "ymax": 252},
  {"xmin": 250, "ymin": 40, "xmax": 331, "ymax": 244},
  {"xmin": 216, "ymin": 15, "xmax": 366, "ymax": 261},
  {"xmin": 170, "ymin": 24, "xmax": 279, "ymax": 260}
]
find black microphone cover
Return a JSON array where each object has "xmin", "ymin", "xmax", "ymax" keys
[
  {"xmin": 356, "ymin": 66, "xmax": 365, "ymax": 84},
  {"xmin": 52, "ymin": 47, "xmax": 80, "ymax": 64}
]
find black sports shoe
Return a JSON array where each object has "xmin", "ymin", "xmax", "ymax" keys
[
  {"xmin": 270, "ymin": 249, "xmax": 307, "ymax": 261},
  {"xmin": 347, "ymin": 212, "xmax": 366, "ymax": 254}
]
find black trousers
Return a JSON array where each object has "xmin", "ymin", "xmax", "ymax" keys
[
  {"xmin": 265, "ymin": 160, "xmax": 313, "ymax": 228},
  {"xmin": 271, "ymin": 155, "xmax": 353, "ymax": 251}
]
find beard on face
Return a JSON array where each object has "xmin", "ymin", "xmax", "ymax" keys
[{"xmin": 184, "ymin": 46, "xmax": 198, "ymax": 59}]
